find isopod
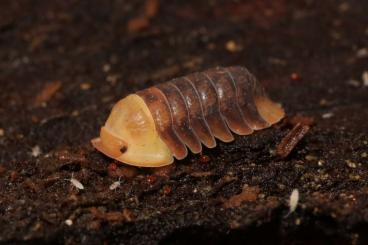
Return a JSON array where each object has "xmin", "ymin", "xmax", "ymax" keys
[{"xmin": 92, "ymin": 66, "xmax": 285, "ymax": 167}]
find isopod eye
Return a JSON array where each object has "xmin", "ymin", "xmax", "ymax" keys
[{"xmin": 120, "ymin": 146, "xmax": 128, "ymax": 153}]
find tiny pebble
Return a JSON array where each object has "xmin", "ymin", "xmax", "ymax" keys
[
  {"xmin": 356, "ymin": 48, "xmax": 368, "ymax": 58},
  {"xmin": 305, "ymin": 155, "xmax": 318, "ymax": 161},
  {"xmin": 102, "ymin": 64, "xmax": 111, "ymax": 73},
  {"xmin": 346, "ymin": 79, "xmax": 360, "ymax": 87},
  {"xmin": 80, "ymin": 83, "xmax": 91, "ymax": 90},
  {"xmin": 71, "ymin": 110, "xmax": 79, "ymax": 117},
  {"xmin": 106, "ymin": 74, "xmax": 119, "ymax": 84},
  {"xmin": 361, "ymin": 152, "xmax": 367, "ymax": 158},
  {"xmin": 269, "ymin": 149, "xmax": 276, "ymax": 156},
  {"xmin": 225, "ymin": 40, "xmax": 242, "ymax": 52},
  {"xmin": 322, "ymin": 112, "xmax": 334, "ymax": 119},
  {"xmin": 31, "ymin": 145, "xmax": 41, "ymax": 157},
  {"xmin": 318, "ymin": 160, "xmax": 325, "ymax": 166},
  {"xmin": 362, "ymin": 71, "xmax": 368, "ymax": 87},
  {"xmin": 338, "ymin": 2, "xmax": 350, "ymax": 12},
  {"xmin": 319, "ymin": 99, "xmax": 328, "ymax": 106},
  {"xmin": 345, "ymin": 160, "xmax": 357, "ymax": 168},
  {"xmin": 65, "ymin": 219, "xmax": 73, "ymax": 226},
  {"xmin": 295, "ymin": 218, "xmax": 301, "ymax": 225},
  {"xmin": 278, "ymin": 183, "xmax": 286, "ymax": 190},
  {"xmin": 0, "ymin": 128, "xmax": 4, "ymax": 136},
  {"xmin": 207, "ymin": 43, "xmax": 216, "ymax": 50},
  {"xmin": 349, "ymin": 174, "xmax": 361, "ymax": 180}
]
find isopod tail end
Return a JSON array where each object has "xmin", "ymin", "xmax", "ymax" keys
[{"xmin": 255, "ymin": 96, "xmax": 285, "ymax": 125}]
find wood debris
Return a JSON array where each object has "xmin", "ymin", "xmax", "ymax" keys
[
  {"xmin": 144, "ymin": 0, "xmax": 159, "ymax": 18},
  {"xmin": 190, "ymin": 171, "xmax": 214, "ymax": 177},
  {"xmin": 65, "ymin": 219, "xmax": 73, "ymax": 226},
  {"xmin": 127, "ymin": 0, "xmax": 160, "ymax": 33},
  {"xmin": 0, "ymin": 165, "xmax": 6, "ymax": 176},
  {"xmin": 150, "ymin": 164, "xmax": 175, "ymax": 178},
  {"xmin": 223, "ymin": 186, "xmax": 260, "ymax": 208},
  {"xmin": 276, "ymin": 123, "xmax": 310, "ymax": 158},
  {"xmin": 127, "ymin": 17, "xmax": 150, "ymax": 33},
  {"xmin": 287, "ymin": 115, "xmax": 315, "ymax": 127},
  {"xmin": 90, "ymin": 207, "xmax": 135, "ymax": 222},
  {"xmin": 114, "ymin": 165, "xmax": 139, "ymax": 179},
  {"xmin": 33, "ymin": 80, "xmax": 62, "ymax": 107}
]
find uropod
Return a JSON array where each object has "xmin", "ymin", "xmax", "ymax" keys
[{"xmin": 92, "ymin": 66, "xmax": 285, "ymax": 167}]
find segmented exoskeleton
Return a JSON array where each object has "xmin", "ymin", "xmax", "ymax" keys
[{"xmin": 92, "ymin": 66, "xmax": 285, "ymax": 167}]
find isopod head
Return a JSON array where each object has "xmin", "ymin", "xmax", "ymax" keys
[{"xmin": 91, "ymin": 94, "xmax": 173, "ymax": 167}]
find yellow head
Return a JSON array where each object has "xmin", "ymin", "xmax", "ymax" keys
[{"xmin": 91, "ymin": 94, "xmax": 173, "ymax": 167}]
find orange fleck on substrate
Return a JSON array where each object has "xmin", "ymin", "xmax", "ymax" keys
[
  {"xmin": 33, "ymin": 80, "xmax": 62, "ymax": 107},
  {"xmin": 288, "ymin": 114, "xmax": 315, "ymax": 126},
  {"xmin": 107, "ymin": 163, "xmax": 118, "ymax": 172},
  {"xmin": 223, "ymin": 186, "xmax": 261, "ymax": 208},
  {"xmin": 276, "ymin": 123, "xmax": 310, "ymax": 158},
  {"xmin": 162, "ymin": 185, "xmax": 172, "ymax": 195},
  {"xmin": 199, "ymin": 154, "xmax": 211, "ymax": 163},
  {"xmin": 144, "ymin": 0, "xmax": 159, "ymax": 18},
  {"xmin": 146, "ymin": 175, "xmax": 157, "ymax": 185},
  {"xmin": 290, "ymin": 72, "xmax": 302, "ymax": 81}
]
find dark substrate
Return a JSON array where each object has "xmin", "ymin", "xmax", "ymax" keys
[{"xmin": 0, "ymin": 0, "xmax": 368, "ymax": 244}]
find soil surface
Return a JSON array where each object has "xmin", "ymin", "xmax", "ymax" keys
[{"xmin": 1, "ymin": 0, "xmax": 368, "ymax": 244}]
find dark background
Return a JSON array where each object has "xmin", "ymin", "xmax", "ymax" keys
[{"xmin": 0, "ymin": 0, "xmax": 367, "ymax": 244}]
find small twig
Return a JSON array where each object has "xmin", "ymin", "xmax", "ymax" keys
[{"xmin": 276, "ymin": 123, "xmax": 310, "ymax": 158}]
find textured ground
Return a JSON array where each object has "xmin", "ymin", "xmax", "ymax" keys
[{"xmin": 0, "ymin": 0, "xmax": 368, "ymax": 244}]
